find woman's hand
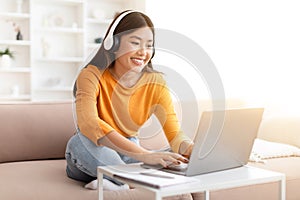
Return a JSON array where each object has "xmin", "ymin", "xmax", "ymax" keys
[
  {"xmin": 98, "ymin": 131, "xmax": 188, "ymax": 167},
  {"xmin": 135, "ymin": 151, "xmax": 189, "ymax": 168}
]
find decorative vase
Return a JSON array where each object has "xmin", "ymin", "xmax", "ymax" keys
[
  {"xmin": 16, "ymin": 31, "xmax": 23, "ymax": 40},
  {"xmin": 0, "ymin": 55, "xmax": 12, "ymax": 68}
]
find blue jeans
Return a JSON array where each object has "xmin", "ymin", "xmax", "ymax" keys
[{"xmin": 65, "ymin": 130, "xmax": 139, "ymax": 184}]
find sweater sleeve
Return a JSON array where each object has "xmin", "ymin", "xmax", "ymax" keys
[
  {"xmin": 153, "ymin": 79, "xmax": 192, "ymax": 153},
  {"xmin": 75, "ymin": 66, "xmax": 114, "ymax": 145}
]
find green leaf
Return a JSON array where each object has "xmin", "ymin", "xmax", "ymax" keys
[{"xmin": 0, "ymin": 48, "xmax": 14, "ymax": 58}]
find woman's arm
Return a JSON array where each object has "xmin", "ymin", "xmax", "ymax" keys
[
  {"xmin": 98, "ymin": 130, "xmax": 188, "ymax": 167},
  {"xmin": 154, "ymin": 78, "xmax": 194, "ymax": 154},
  {"xmin": 75, "ymin": 66, "xmax": 116, "ymax": 144}
]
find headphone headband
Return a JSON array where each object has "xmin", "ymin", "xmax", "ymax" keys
[{"xmin": 103, "ymin": 10, "xmax": 135, "ymax": 50}]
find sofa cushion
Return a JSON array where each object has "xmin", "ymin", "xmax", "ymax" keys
[
  {"xmin": 0, "ymin": 159, "xmax": 192, "ymax": 200},
  {"xmin": 0, "ymin": 101, "xmax": 76, "ymax": 163},
  {"xmin": 192, "ymin": 181, "xmax": 280, "ymax": 200},
  {"xmin": 193, "ymin": 157, "xmax": 300, "ymax": 200},
  {"xmin": 251, "ymin": 138, "xmax": 300, "ymax": 160},
  {"xmin": 257, "ymin": 116, "xmax": 300, "ymax": 148},
  {"xmin": 249, "ymin": 157, "xmax": 300, "ymax": 200},
  {"xmin": 0, "ymin": 160, "xmax": 97, "ymax": 200}
]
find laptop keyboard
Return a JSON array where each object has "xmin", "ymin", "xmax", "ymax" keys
[
  {"xmin": 166, "ymin": 162, "xmax": 188, "ymax": 172},
  {"xmin": 141, "ymin": 162, "xmax": 188, "ymax": 172}
]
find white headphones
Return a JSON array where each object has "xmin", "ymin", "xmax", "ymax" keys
[{"xmin": 103, "ymin": 10, "xmax": 135, "ymax": 51}]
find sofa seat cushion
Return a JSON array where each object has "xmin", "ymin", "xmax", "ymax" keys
[
  {"xmin": 0, "ymin": 159, "xmax": 97, "ymax": 200},
  {"xmin": 0, "ymin": 159, "xmax": 192, "ymax": 200},
  {"xmin": 248, "ymin": 157, "xmax": 300, "ymax": 181},
  {"xmin": 248, "ymin": 157, "xmax": 300, "ymax": 200},
  {"xmin": 192, "ymin": 157, "xmax": 300, "ymax": 200}
]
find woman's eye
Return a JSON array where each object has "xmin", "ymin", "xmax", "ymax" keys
[{"xmin": 131, "ymin": 41, "xmax": 139, "ymax": 45}]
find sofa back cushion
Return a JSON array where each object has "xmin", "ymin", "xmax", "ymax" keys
[
  {"xmin": 257, "ymin": 116, "xmax": 300, "ymax": 148},
  {"xmin": 0, "ymin": 101, "xmax": 76, "ymax": 163}
]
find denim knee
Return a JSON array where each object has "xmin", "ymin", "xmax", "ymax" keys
[
  {"xmin": 65, "ymin": 152, "xmax": 95, "ymax": 183},
  {"xmin": 65, "ymin": 132, "xmax": 126, "ymax": 177}
]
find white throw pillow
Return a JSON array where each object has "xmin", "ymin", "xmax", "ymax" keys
[{"xmin": 250, "ymin": 138, "xmax": 300, "ymax": 162}]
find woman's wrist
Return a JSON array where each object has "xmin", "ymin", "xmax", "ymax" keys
[
  {"xmin": 129, "ymin": 149, "xmax": 152, "ymax": 161},
  {"xmin": 179, "ymin": 140, "xmax": 194, "ymax": 157}
]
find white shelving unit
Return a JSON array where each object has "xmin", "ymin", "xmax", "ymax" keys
[
  {"xmin": 30, "ymin": 0, "xmax": 85, "ymax": 100},
  {"xmin": 0, "ymin": 0, "xmax": 31, "ymax": 101},
  {"xmin": 0, "ymin": 0, "xmax": 145, "ymax": 102}
]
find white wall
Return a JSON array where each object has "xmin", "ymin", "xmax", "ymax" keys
[{"xmin": 146, "ymin": 0, "xmax": 300, "ymax": 115}]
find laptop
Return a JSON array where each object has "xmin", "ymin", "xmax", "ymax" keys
[{"xmin": 141, "ymin": 108, "xmax": 264, "ymax": 176}]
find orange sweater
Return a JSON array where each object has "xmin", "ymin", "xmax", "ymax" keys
[{"xmin": 75, "ymin": 65, "xmax": 191, "ymax": 153}]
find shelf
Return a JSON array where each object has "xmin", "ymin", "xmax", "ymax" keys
[
  {"xmin": 0, "ymin": 67, "xmax": 31, "ymax": 73},
  {"xmin": 0, "ymin": 40, "xmax": 31, "ymax": 46},
  {"xmin": 0, "ymin": 12, "xmax": 30, "ymax": 19},
  {"xmin": 35, "ymin": 27, "xmax": 84, "ymax": 34},
  {"xmin": 86, "ymin": 18, "xmax": 112, "ymax": 25},
  {"xmin": 35, "ymin": 87, "xmax": 73, "ymax": 92},
  {"xmin": 0, "ymin": 94, "xmax": 31, "ymax": 101},
  {"xmin": 36, "ymin": 57, "xmax": 84, "ymax": 63},
  {"xmin": 33, "ymin": 0, "xmax": 84, "ymax": 6}
]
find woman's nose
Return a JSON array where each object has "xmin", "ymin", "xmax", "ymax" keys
[{"xmin": 137, "ymin": 47, "xmax": 146, "ymax": 55}]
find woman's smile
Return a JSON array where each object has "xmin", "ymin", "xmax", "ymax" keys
[{"xmin": 131, "ymin": 57, "xmax": 145, "ymax": 66}]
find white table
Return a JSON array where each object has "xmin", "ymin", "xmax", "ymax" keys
[{"xmin": 98, "ymin": 164, "xmax": 285, "ymax": 200}]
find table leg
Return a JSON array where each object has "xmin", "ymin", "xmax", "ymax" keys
[
  {"xmin": 98, "ymin": 172, "xmax": 104, "ymax": 200},
  {"xmin": 280, "ymin": 176, "xmax": 286, "ymax": 200},
  {"xmin": 154, "ymin": 192, "xmax": 162, "ymax": 200},
  {"xmin": 203, "ymin": 190, "xmax": 210, "ymax": 200}
]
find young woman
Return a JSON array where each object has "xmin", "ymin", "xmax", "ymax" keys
[{"xmin": 65, "ymin": 10, "xmax": 194, "ymax": 189}]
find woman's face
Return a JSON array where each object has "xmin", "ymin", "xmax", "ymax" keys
[{"xmin": 114, "ymin": 27, "xmax": 154, "ymax": 73}]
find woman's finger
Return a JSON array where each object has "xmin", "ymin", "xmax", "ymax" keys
[
  {"xmin": 177, "ymin": 156, "xmax": 189, "ymax": 163},
  {"xmin": 164, "ymin": 153, "xmax": 188, "ymax": 164},
  {"xmin": 168, "ymin": 152, "xmax": 189, "ymax": 163},
  {"xmin": 159, "ymin": 158, "xmax": 167, "ymax": 168}
]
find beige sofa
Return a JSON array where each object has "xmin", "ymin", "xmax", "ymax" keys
[
  {"xmin": 0, "ymin": 101, "xmax": 192, "ymax": 200},
  {"xmin": 0, "ymin": 101, "xmax": 299, "ymax": 200}
]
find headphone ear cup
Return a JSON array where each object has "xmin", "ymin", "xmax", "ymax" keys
[
  {"xmin": 103, "ymin": 36, "xmax": 113, "ymax": 51},
  {"xmin": 110, "ymin": 35, "xmax": 120, "ymax": 52}
]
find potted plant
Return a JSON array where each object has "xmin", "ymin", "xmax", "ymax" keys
[{"xmin": 0, "ymin": 48, "xmax": 14, "ymax": 68}]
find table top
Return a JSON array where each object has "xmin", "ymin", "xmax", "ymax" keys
[{"xmin": 98, "ymin": 163, "xmax": 285, "ymax": 197}]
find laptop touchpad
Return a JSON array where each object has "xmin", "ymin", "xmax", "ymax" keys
[{"xmin": 166, "ymin": 162, "xmax": 188, "ymax": 172}]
